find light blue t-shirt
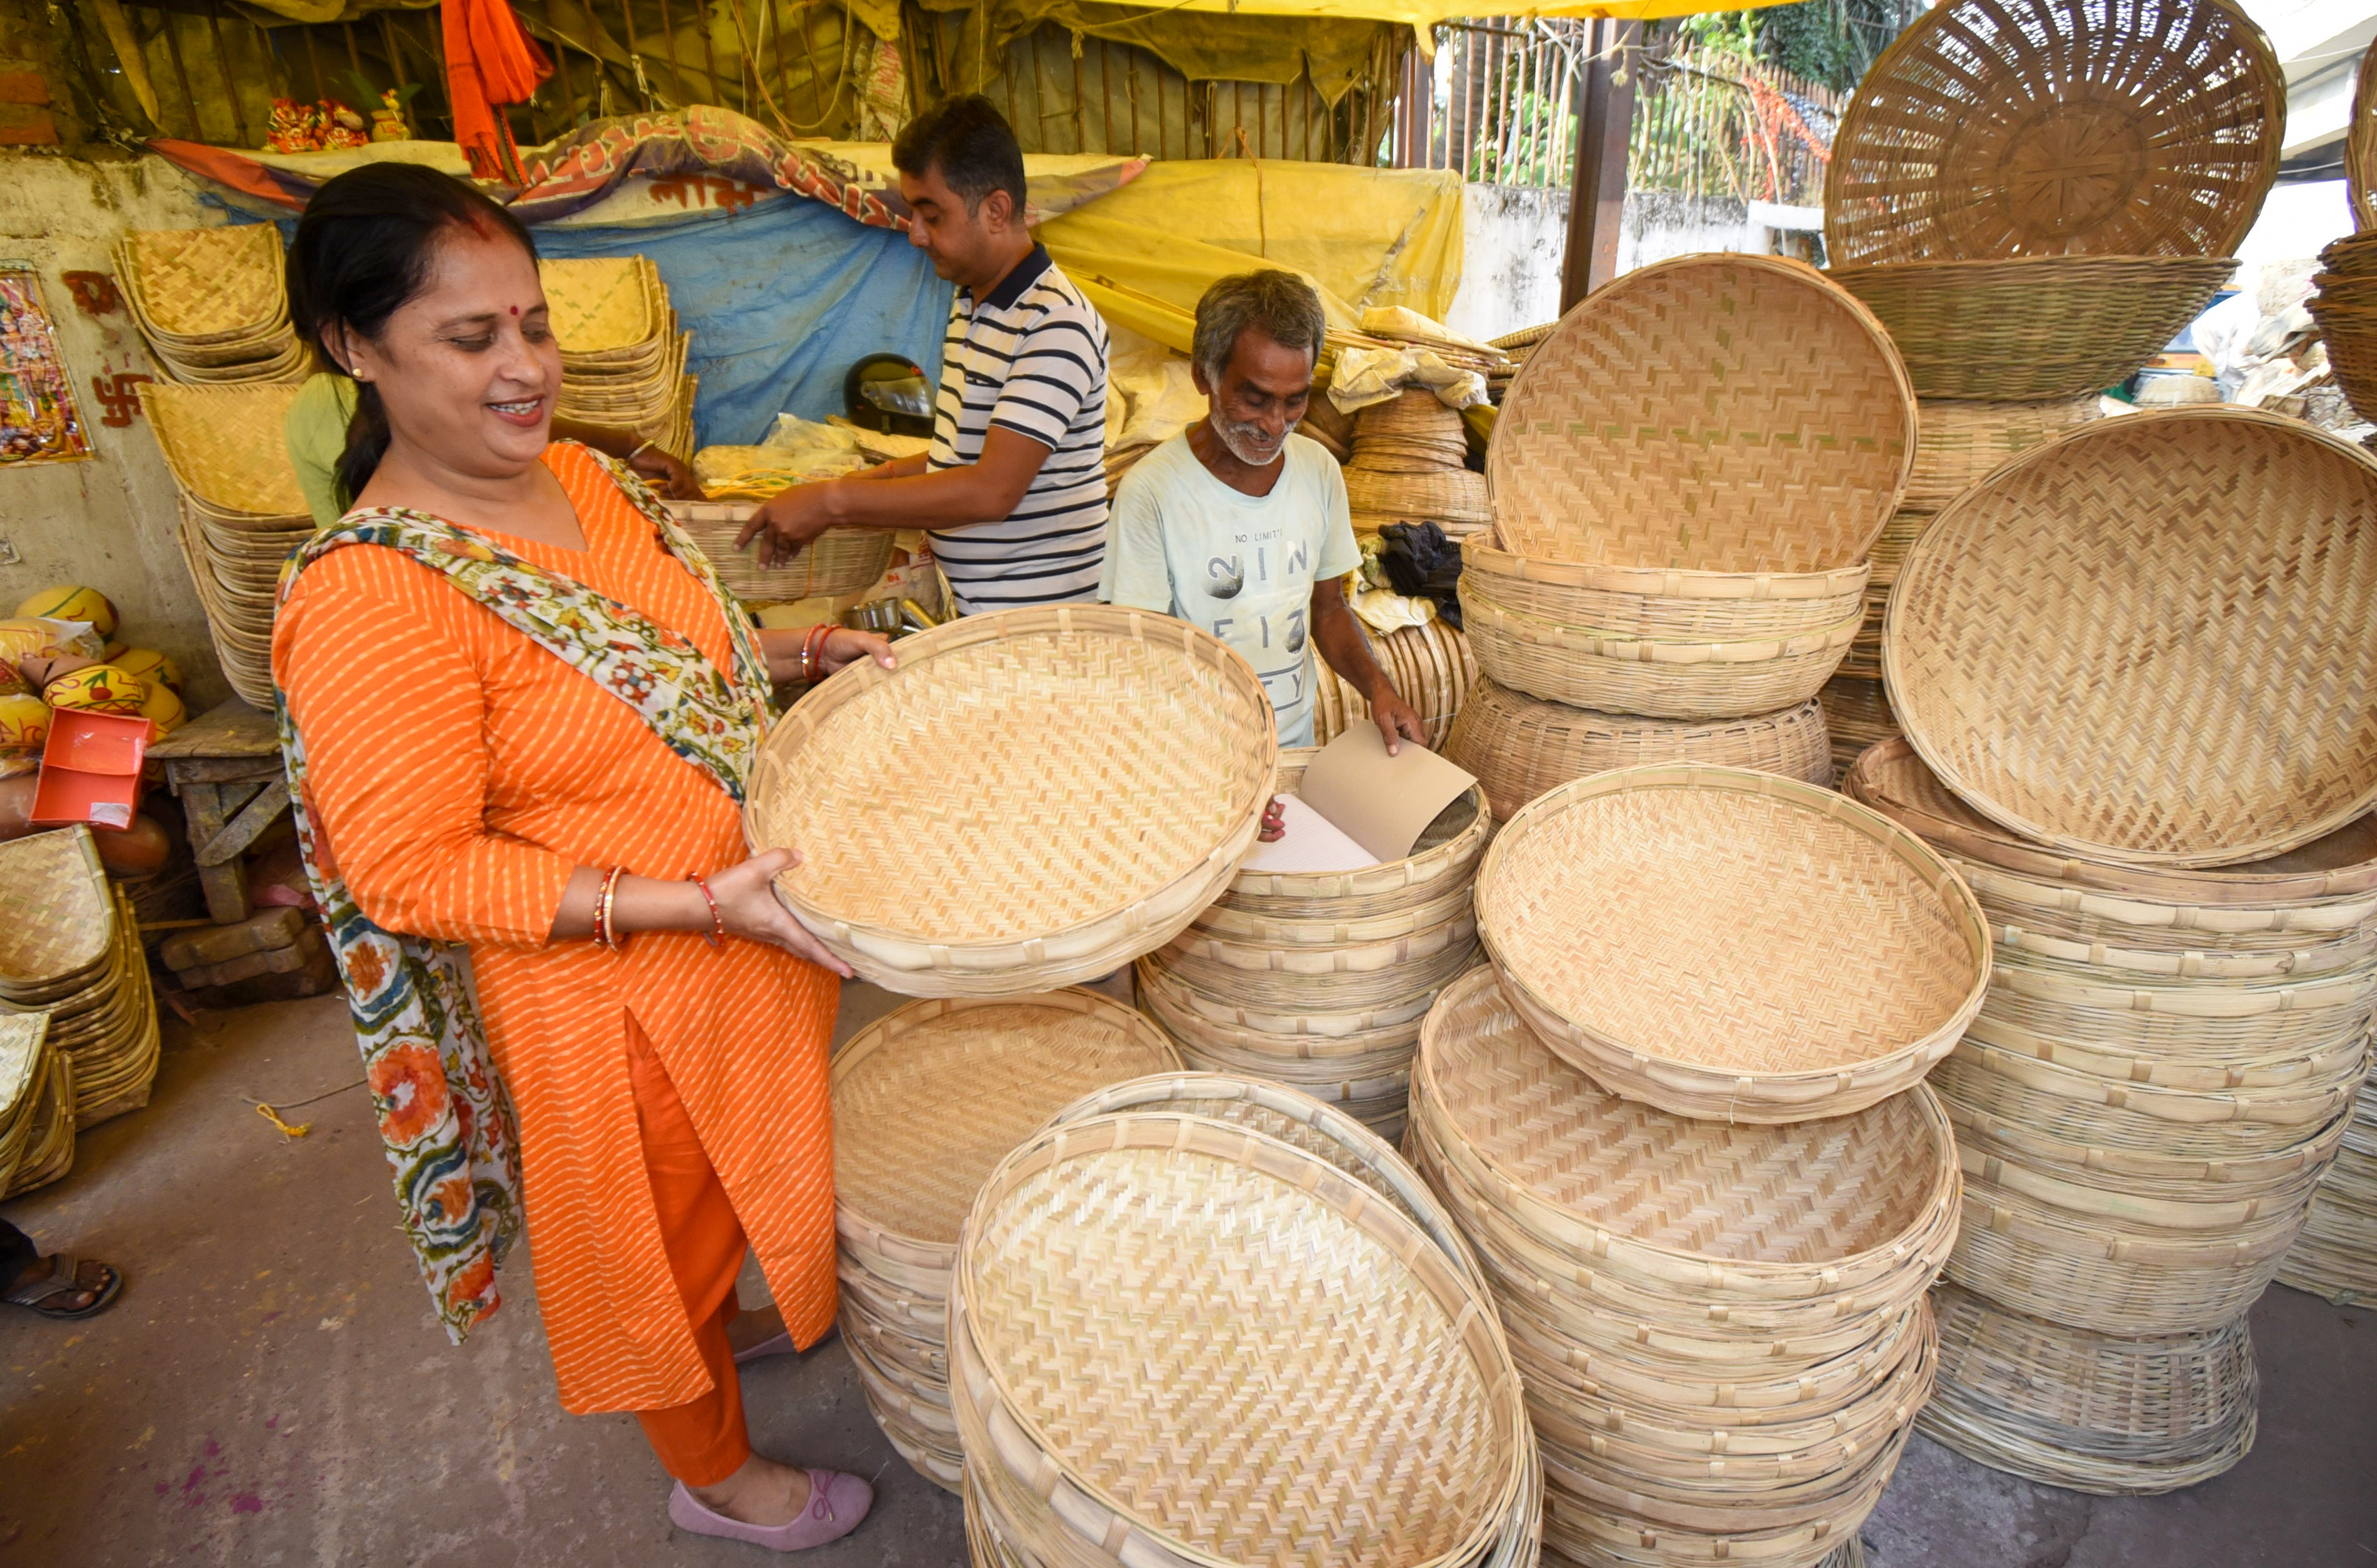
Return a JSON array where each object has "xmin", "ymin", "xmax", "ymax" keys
[{"xmin": 1099, "ymin": 431, "xmax": 1364, "ymax": 746}]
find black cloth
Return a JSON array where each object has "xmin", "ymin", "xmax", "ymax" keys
[
  {"xmin": 0, "ymin": 1218, "xmax": 35, "ymax": 1286},
  {"xmin": 1377, "ymin": 522, "xmax": 1464, "ymax": 630}
]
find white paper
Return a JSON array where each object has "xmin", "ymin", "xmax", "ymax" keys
[{"xmin": 1238, "ymin": 795, "xmax": 1381, "ymax": 875}]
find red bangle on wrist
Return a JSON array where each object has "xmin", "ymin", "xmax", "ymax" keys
[
  {"xmin": 802, "ymin": 624, "xmax": 833, "ymax": 684},
  {"xmin": 691, "ymin": 876, "xmax": 726, "ymax": 947},
  {"xmin": 595, "ymin": 865, "xmax": 626, "ymax": 950}
]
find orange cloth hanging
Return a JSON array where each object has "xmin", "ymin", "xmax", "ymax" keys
[{"xmin": 443, "ymin": 0, "xmax": 551, "ymax": 182}]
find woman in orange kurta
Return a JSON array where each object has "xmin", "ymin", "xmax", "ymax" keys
[{"xmin": 272, "ymin": 163, "xmax": 878, "ymax": 1551}]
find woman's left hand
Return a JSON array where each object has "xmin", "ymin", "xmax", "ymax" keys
[{"xmin": 819, "ymin": 628, "xmax": 895, "ymax": 676}]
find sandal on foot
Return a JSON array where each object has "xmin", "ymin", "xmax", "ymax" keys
[
  {"xmin": 730, "ymin": 1329, "xmax": 794, "ymax": 1367},
  {"xmin": 3, "ymin": 1254, "xmax": 122, "ymax": 1321},
  {"xmin": 669, "ymin": 1469, "xmax": 873, "ymax": 1551}
]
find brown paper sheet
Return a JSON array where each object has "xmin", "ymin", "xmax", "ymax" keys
[{"xmin": 1296, "ymin": 725, "xmax": 1478, "ymax": 862}]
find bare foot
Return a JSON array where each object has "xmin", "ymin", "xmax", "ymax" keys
[
  {"xmin": 687, "ymin": 1453, "xmax": 813, "ymax": 1526},
  {"xmin": 724, "ymin": 1302, "xmax": 785, "ymax": 1358}
]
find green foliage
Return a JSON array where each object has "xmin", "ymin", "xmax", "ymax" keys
[{"xmin": 1747, "ymin": 0, "xmax": 1921, "ymax": 94}]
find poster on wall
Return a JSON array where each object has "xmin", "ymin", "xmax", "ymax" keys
[{"xmin": 1, "ymin": 263, "xmax": 94, "ymax": 467}]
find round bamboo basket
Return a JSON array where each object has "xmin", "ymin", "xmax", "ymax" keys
[
  {"xmin": 1463, "ymin": 596, "xmax": 1862, "ymax": 723},
  {"xmin": 829, "ymin": 990, "xmax": 1178, "ymax": 1492},
  {"xmin": 1825, "ymin": 0, "xmax": 2282, "ymax": 266},
  {"xmin": 1917, "ymin": 1283, "xmax": 2258, "ymax": 1495},
  {"xmin": 1475, "ymin": 766, "xmax": 1990, "ymax": 1122},
  {"xmin": 664, "ymin": 501, "xmax": 894, "ymax": 602},
  {"xmin": 2277, "ymin": 1068, "xmax": 2377, "ymax": 1304},
  {"xmin": 1828, "ymin": 257, "xmax": 2238, "ymax": 402},
  {"xmin": 1884, "ymin": 409, "xmax": 2377, "ymax": 868},
  {"xmin": 952, "ymin": 1109, "xmax": 1530, "ymax": 1568},
  {"xmin": 1900, "ymin": 397, "xmax": 2102, "ymax": 510},
  {"xmin": 1151, "ymin": 918, "xmax": 1480, "ymax": 1015},
  {"xmin": 1460, "ymin": 537, "xmax": 1869, "ymax": 640},
  {"xmin": 1487, "ymin": 254, "xmax": 1915, "ymax": 573},
  {"xmin": 1222, "ymin": 749, "xmax": 1490, "ymax": 911},
  {"xmin": 747, "ymin": 605, "xmax": 1275, "ymax": 994},
  {"xmin": 1343, "ymin": 464, "xmax": 1492, "ymax": 529},
  {"xmin": 1448, "ymin": 681, "xmax": 1831, "ymax": 824},
  {"xmin": 2352, "ymin": 43, "xmax": 2377, "ymax": 232}
]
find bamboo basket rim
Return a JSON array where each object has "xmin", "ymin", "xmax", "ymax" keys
[
  {"xmin": 1465, "ymin": 593, "xmax": 1865, "ymax": 663},
  {"xmin": 1192, "ymin": 878, "xmax": 1479, "ymax": 948},
  {"xmin": 1461, "ymin": 535, "xmax": 1873, "ymax": 602},
  {"xmin": 747, "ymin": 605, "xmax": 1275, "ymax": 992},
  {"xmin": 1475, "ymin": 765, "xmax": 1991, "ymax": 1120},
  {"xmin": 1136, "ymin": 960, "xmax": 1425, "ymax": 1061},
  {"xmin": 1882, "ymin": 409, "xmax": 2377, "ymax": 869},
  {"xmin": 954, "ymin": 1110, "xmax": 1527, "ymax": 1568},
  {"xmin": 1136, "ymin": 952, "xmax": 1444, "ymax": 1036},
  {"xmin": 1226, "ymin": 749, "xmax": 1490, "ymax": 904}
]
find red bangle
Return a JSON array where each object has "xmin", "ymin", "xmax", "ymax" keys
[
  {"xmin": 691, "ymin": 876, "xmax": 725, "ymax": 947},
  {"xmin": 803, "ymin": 624, "xmax": 832, "ymax": 683},
  {"xmin": 595, "ymin": 865, "xmax": 626, "ymax": 950}
]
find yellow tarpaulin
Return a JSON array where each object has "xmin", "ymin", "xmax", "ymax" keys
[{"xmin": 1038, "ymin": 158, "xmax": 1465, "ymax": 357}]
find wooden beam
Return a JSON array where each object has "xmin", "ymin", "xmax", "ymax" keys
[{"xmin": 1560, "ymin": 18, "xmax": 1636, "ymax": 312}]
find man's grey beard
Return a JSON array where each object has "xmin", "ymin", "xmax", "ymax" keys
[{"xmin": 1214, "ymin": 414, "xmax": 1298, "ymax": 466}]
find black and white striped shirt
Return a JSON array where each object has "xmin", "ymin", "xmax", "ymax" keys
[{"xmin": 927, "ymin": 246, "xmax": 1111, "ymax": 613}]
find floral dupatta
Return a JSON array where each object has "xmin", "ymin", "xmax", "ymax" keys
[{"xmin": 272, "ymin": 451, "xmax": 772, "ymax": 1341}]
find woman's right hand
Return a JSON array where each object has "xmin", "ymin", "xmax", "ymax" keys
[{"xmin": 703, "ymin": 849, "xmax": 853, "ymax": 977}]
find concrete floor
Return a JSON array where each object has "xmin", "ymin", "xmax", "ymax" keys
[{"xmin": 1, "ymin": 989, "xmax": 2371, "ymax": 1567}]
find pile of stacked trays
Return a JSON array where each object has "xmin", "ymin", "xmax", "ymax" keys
[
  {"xmin": 115, "ymin": 225, "xmax": 308, "ymax": 385},
  {"xmin": 0, "ymin": 827, "xmax": 160, "ymax": 1129}
]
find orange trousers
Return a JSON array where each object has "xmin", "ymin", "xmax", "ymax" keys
[{"xmin": 627, "ymin": 1017, "xmax": 756, "ymax": 1486}]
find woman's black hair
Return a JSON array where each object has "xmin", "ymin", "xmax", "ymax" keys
[{"xmin": 286, "ymin": 163, "xmax": 537, "ymax": 505}]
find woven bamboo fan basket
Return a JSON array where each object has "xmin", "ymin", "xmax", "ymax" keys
[
  {"xmin": 1919, "ymin": 1283, "xmax": 2258, "ymax": 1495},
  {"xmin": 1487, "ymin": 254, "xmax": 1915, "ymax": 572},
  {"xmin": 952, "ymin": 1108, "xmax": 1529, "ymax": 1568},
  {"xmin": 1448, "ymin": 681, "xmax": 1831, "ymax": 824},
  {"xmin": 141, "ymin": 383, "xmax": 311, "ymax": 518},
  {"xmin": 663, "ymin": 502, "xmax": 893, "ymax": 602},
  {"xmin": 117, "ymin": 226, "xmax": 288, "ymax": 340},
  {"xmin": 1461, "ymin": 537, "xmax": 1868, "ymax": 641},
  {"xmin": 541, "ymin": 257, "xmax": 658, "ymax": 352},
  {"xmin": 747, "ymin": 606, "xmax": 1275, "ymax": 994},
  {"xmin": 0, "ymin": 830, "xmax": 111, "ymax": 991},
  {"xmin": 1885, "ymin": 409, "xmax": 2377, "ymax": 868},
  {"xmin": 1825, "ymin": 0, "xmax": 2283, "ymax": 266},
  {"xmin": 1475, "ymin": 766, "xmax": 1990, "ymax": 1122},
  {"xmin": 1830, "ymin": 257, "xmax": 2237, "ymax": 402},
  {"xmin": 1463, "ymin": 597, "xmax": 1863, "ymax": 723}
]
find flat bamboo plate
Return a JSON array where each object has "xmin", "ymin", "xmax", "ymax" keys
[
  {"xmin": 0, "ymin": 829, "xmax": 111, "ymax": 988},
  {"xmin": 747, "ymin": 606, "xmax": 1275, "ymax": 995},
  {"xmin": 141, "ymin": 382, "xmax": 311, "ymax": 518},
  {"xmin": 955, "ymin": 1110, "xmax": 1526, "ymax": 1568},
  {"xmin": 117, "ymin": 226, "xmax": 287, "ymax": 339},
  {"xmin": 1884, "ymin": 409, "xmax": 2377, "ymax": 868},
  {"xmin": 1487, "ymin": 254, "xmax": 1914, "ymax": 573},
  {"xmin": 1475, "ymin": 766, "xmax": 1989, "ymax": 1122}
]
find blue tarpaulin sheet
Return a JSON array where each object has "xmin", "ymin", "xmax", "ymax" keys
[{"xmin": 532, "ymin": 196, "xmax": 953, "ymax": 447}]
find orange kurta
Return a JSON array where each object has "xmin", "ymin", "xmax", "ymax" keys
[{"xmin": 274, "ymin": 443, "xmax": 838, "ymax": 1414}]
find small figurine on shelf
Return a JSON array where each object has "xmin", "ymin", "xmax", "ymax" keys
[
  {"xmin": 265, "ymin": 97, "xmax": 324, "ymax": 153},
  {"xmin": 371, "ymin": 84, "xmax": 421, "ymax": 141},
  {"xmin": 320, "ymin": 100, "xmax": 370, "ymax": 149}
]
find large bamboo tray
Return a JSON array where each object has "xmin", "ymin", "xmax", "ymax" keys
[
  {"xmin": 1825, "ymin": 0, "xmax": 2282, "ymax": 267},
  {"xmin": 1918, "ymin": 1283, "xmax": 2258, "ymax": 1495},
  {"xmin": 1884, "ymin": 409, "xmax": 2377, "ymax": 869},
  {"xmin": 1475, "ymin": 766, "xmax": 1989, "ymax": 1122},
  {"xmin": 747, "ymin": 606, "xmax": 1275, "ymax": 994},
  {"xmin": 1487, "ymin": 254, "xmax": 1914, "ymax": 573},
  {"xmin": 952, "ymin": 1109, "xmax": 1529, "ymax": 1568},
  {"xmin": 1830, "ymin": 256, "xmax": 2236, "ymax": 402}
]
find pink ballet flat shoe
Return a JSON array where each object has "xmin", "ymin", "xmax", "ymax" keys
[
  {"xmin": 669, "ymin": 1469, "xmax": 874, "ymax": 1552},
  {"xmin": 731, "ymin": 1329, "xmax": 794, "ymax": 1366}
]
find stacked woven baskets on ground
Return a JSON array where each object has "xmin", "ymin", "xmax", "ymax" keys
[
  {"xmin": 1342, "ymin": 388, "xmax": 1492, "ymax": 538},
  {"xmin": 1824, "ymin": 0, "xmax": 2276, "ymax": 404},
  {"xmin": 1311, "ymin": 616, "xmax": 1479, "ymax": 750},
  {"xmin": 1819, "ymin": 397, "xmax": 2096, "ymax": 780},
  {"xmin": 140, "ymin": 381, "xmax": 314, "ymax": 707},
  {"xmin": 542, "ymin": 257, "xmax": 696, "ymax": 459},
  {"xmin": 0, "ymin": 1013, "xmax": 75, "ymax": 1200},
  {"xmin": 2278, "ymin": 1066, "xmax": 2377, "ymax": 1304},
  {"xmin": 827, "ymin": 991, "xmax": 1180, "ymax": 1490},
  {"xmin": 0, "ymin": 828, "xmax": 160, "ymax": 1128},
  {"xmin": 1136, "ymin": 749, "xmax": 1490, "ymax": 1139},
  {"xmin": 1447, "ymin": 252, "xmax": 1916, "ymax": 815},
  {"xmin": 114, "ymin": 226, "xmax": 308, "ymax": 385},
  {"xmin": 1435, "ymin": 765, "xmax": 1988, "ymax": 1567},
  {"xmin": 1854, "ymin": 404, "xmax": 2377, "ymax": 1492},
  {"xmin": 956, "ymin": 1071, "xmax": 1543, "ymax": 1568}
]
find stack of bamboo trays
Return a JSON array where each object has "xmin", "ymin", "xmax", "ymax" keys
[
  {"xmin": 542, "ymin": 257, "xmax": 696, "ymax": 458},
  {"xmin": 140, "ymin": 381, "xmax": 314, "ymax": 707},
  {"xmin": 114, "ymin": 226, "xmax": 308, "ymax": 385},
  {"xmin": 1819, "ymin": 397, "xmax": 2096, "ymax": 780},
  {"xmin": 1855, "ymin": 404, "xmax": 2377, "ymax": 1490},
  {"xmin": 954, "ymin": 1077, "xmax": 1542, "ymax": 1568},
  {"xmin": 1441, "ymin": 765, "xmax": 1990, "ymax": 1567},
  {"xmin": 0, "ymin": 1012, "xmax": 75, "ymax": 1200},
  {"xmin": 1136, "ymin": 748, "xmax": 1491, "ymax": 1139},
  {"xmin": 1342, "ymin": 389, "xmax": 1492, "ymax": 537},
  {"xmin": 2277, "ymin": 1066, "xmax": 2377, "ymax": 1304},
  {"xmin": 1447, "ymin": 252, "xmax": 1918, "ymax": 817},
  {"xmin": 0, "ymin": 829, "xmax": 160, "ymax": 1127},
  {"xmin": 827, "ymin": 991, "xmax": 1180, "ymax": 1490},
  {"xmin": 1310, "ymin": 616, "xmax": 1479, "ymax": 749}
]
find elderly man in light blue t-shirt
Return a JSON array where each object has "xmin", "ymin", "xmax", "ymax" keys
[{"xmin": 1099, "ymin": 270, "xmax": 1426, "ymax": 754}]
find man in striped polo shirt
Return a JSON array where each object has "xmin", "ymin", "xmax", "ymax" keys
[{"xmin": 740, "ymin": 96, "xmax": 1111, "ymax": 613}]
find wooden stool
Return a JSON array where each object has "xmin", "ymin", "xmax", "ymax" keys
[{"xmin": 148, "ymin": 698, "xmax": 289, "ymax": 925}]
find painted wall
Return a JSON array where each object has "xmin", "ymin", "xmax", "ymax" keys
[{"xmin": 0, "ymin": 153, "xmax": 232, "ymax": 710}]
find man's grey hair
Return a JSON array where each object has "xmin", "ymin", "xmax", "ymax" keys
[{"xmin": 1192, "ymin": 270, "xmax": 1327, "ymax": 387}]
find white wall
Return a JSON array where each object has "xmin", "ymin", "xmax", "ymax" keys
[
  {"xmin": 1446, "ymin": 184, "xmax": 1774, "ymax": 341},
  {"xmin": 2237, "ymin": 179, "xmax": 2356, "ymax": 262},
  {"xmin": 0, "ymin": 153, "xmax": 231, "ymax": 709}
]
